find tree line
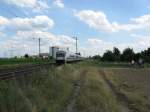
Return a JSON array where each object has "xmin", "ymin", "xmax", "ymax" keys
[{"xmin": 92, "ymin": 47, "xmax": 150, "ymax": 62}]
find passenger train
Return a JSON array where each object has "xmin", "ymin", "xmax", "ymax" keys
[{"xmin": 56, "ymin": 50, "xmax": 82, "ymax": 63}]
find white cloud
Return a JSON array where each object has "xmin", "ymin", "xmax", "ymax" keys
[
  {"xmin": 1, "ymin": 32, "xmax": 150, "ymax": 57},
  {"xmin": 0, "ymin": 32, "xmax": 6, "ymax": 38},
  {"xmin": 0, "ymin": 15, "xmax": 54, "ymax": 31},
  {"xmin": 15, "ymin": 30, "xmax": 56, "ymax": 41},
  {"xmin": 33, "ymin": 1, "xmax": 49, "ymax": 13},
  {"xmin": 12, "ymin": 15, "xmax": 54, "ymax": 31},
  {"xmin": 0, "ymin": 16, "xmax": 9, "ymax": 26},
  {"xmin": 0, "ymin": 14, "xmax": 77, "ymax": 57},
  {"xmin": 53, "ymin": 0, "xmax": 64, "ymax": 8},
  {"xmin": 12, "ymin": 30, "xmax": 75, "ymax": 48},
  {"xmin": 0, "ymin": 0, "xmax": 49, "ymax": 12},
  {"xmin": 57, "ymin": 35, "xmax": 75, "ymax": 45},
  {"xmin": 81, "ymin": 37, "xmax": 150, "ymax": 56},
  {"xmin": 85, "ymin": 38, "xmax": 115, "ymax": 56},
  {"xmin": 0, "ymin": 30, "xmax": 76, "ymax": 57},
  {"xmin": 133, "ymin": 35, "xmax": 150, "ymax": 49},
  {"xmin": 130, "ymin": 34, "xmax": 150, "ymax": 48},
  {"xmin": 1, "ymin": 0, "xmax": 37, "ymax": 8},
  {"xmin": 75, "ymin": 10, "xmax": 116, "ymax": 32},
  {"xmin": 75, "ymin": 10, "xmax": 150, "ymax": 32}
]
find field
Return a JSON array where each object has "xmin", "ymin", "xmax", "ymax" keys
[
  {"xmin": 0, "ymin": 60, "xmax": 150, "ymax": 112},
  {"xmin": 0, "ymin": 58, "xmax": 54, "ymax": 69},
  {"xmin": 104, "ymin": 68, "xmax": 150, "ymax": 112}
]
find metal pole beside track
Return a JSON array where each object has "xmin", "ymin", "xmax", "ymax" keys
[
  {"xmin": 39, "ymin": 38, "xmax": 41, "ymax": 57},
  {"xmin": 73, "ymin": 36, "xmax": 78, "ymax": 54}
]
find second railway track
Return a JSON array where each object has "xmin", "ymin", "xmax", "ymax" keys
[{"xmin": 0, "ymin": 63, "xmax": 56, "ymax": 80}]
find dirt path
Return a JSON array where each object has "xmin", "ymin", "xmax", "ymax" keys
[
  {"xmin": 66, "ymin": 70, "xmax": 87, "ymax": 112},
  {"xmin": 99, "ymin": 69, "xmax": 132, "ymax": 112},
  {"xmin": 66, "ymin": 67, "xmax": 139, "ymax": 112},
  {"xmin": 66, "ymin": 81, "xmax": 80, "ymax": 112}
]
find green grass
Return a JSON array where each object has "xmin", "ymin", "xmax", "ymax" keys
[
  {"xmin": 81, "ymin": 59, "xmax": 150, "ymax": 68},
  {"xmin": 0, "ymin": 58, "xmax": 55, "ymax": 69},
  {"xmin": 79, "ymin": 59, "xmax": 129, "ymax": 68},
  {"xmin": 1, "ymin": 60, "xmax": 150, "ymax": 112},
  {"xmin": 0, "ymin": 65, "xmax": 75, "ymax": 112},
  {"xmin": 0, "ymin": 62, "xmax": 124, "ymax": 112},
  {"xmin": 75, "ymin": 67, "xmax": 121, "ymax": 112},
  {"xmin": 0, "ymin": 58, "xmax": 54, "ymax": 65}
]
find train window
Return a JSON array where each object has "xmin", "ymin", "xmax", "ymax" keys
[{"xmin": 56, "ymin": 52, "xmax": 65, "ymax": 57}]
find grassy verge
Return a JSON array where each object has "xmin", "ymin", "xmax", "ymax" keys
[
  {"xmin": 76, "ymin": 67, "xmax": 121, "ymax": 112},
  {"xmin": 0, "ymin": 65, "xmax": 76, "ymax": 112},
  {"xmin": 0, "ymin": 58, "xmax": 55, "ymax": 65},
  {"xmin": 80, "ymin": 59, "xmax": 130, "ymax": 68},
  {"xmin": 0, "ymin": 58, "xmax": 55, "ymax": 69},
  {"xmin": 1, "ymin": 60, "xmax": 149, "ymax": 112}
]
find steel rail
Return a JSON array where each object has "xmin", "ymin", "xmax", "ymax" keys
[{"xmin": 0, "ymin": 63, "xmax": 56, "ymax": 80}]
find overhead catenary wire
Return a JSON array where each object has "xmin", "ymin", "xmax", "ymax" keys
[
  {"xmin": 1, "ymin": 3, "xmax": 80, "ymax": 57},
  {"xmin": 1, "ymin": 5, "xmax": 45, "ymax": 57},
  {"xmin": 0, "ymin": 5, "xmax": 33, "ymax": 57}
]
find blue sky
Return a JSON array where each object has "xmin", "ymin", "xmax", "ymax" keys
[{"xmin": 0, "ymin": 0, "xmax": 150, "ymax": 57}]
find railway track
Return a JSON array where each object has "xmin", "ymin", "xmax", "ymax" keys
[{"xmin": 0, "ymin": 63, "xmax": 56, "ymax": 80}]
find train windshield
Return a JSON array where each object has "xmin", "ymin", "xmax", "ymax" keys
[{"xmin": 56, "ymin": 51, "xmax": 66, "ymax": 57}]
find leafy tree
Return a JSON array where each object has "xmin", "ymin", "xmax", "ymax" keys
[
  {"xmin": 92, "ymin": 55, "xmax": 101, "ymax": 60},
  {"xmin": 121, "ymin": 48, "xmax": 134, "ymax": 62},
  {"xmin": 102, "ymin": 50, "xmax": 115, "ymax": 61},
  {"xmin": 113, "ymin": 47, "xmax": 121, "ymax": 61},
  {"xmin": 141, "ymin": 48, "xmax": 150, "ymax": 62},
  {"xmin": 92, "ymin": 47, "xmax": 150, "ymax": 63},
  {"xmin": 134, "ymin": 53, "xmax": 142, "ymax": 62}
]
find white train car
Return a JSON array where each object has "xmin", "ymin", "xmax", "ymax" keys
[{"xmin": 56, "ymin": 50, "xmax": 82, "ymax": 63}]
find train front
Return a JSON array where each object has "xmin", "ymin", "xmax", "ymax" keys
[{"xmin": 56, "ymin": 50, "xmax": 66, "ymax": 63}]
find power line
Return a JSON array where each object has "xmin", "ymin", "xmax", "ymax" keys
[{"xmin": 2, "ymin": 5, "xmax": 80, "ymax": 56}]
